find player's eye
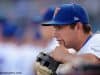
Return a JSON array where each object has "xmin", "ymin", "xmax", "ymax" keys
[{"xmin": 54, "ymin": 26, "xmax": 64, "ymax": 30}]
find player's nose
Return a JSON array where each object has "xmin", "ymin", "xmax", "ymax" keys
[{"xmin": 54, "ymin": 31, "xmax": 61, "ymax": 40}]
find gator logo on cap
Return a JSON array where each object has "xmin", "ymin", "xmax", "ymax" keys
[
  {"xmin": 53, "ymin": 7, "xmax": 60, "ymax": 19},
  {"xmin": 74, "ymin": 16, "xmax": 79, "ymax": 21}
]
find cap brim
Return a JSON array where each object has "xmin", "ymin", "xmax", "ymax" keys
[{"xmin": 42, "ymin": 20, "xmax": 73, "ymax": 26}]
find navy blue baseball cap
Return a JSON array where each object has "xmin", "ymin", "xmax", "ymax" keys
[
  {"xmin": 42, "ymin": 7, "xmax": 55, "ymax": 22},
  {"xmin": 42, "ymin": 4, "xmax": 89, "ymax": 26}
]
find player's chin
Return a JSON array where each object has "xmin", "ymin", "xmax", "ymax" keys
[{"xmin": 64, "ymin": 43, "xmax": 72, "ymax": 48}]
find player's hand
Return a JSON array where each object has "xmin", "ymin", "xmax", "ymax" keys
[
  {"xmin": 35, "ymin": 62, "xmax": 53, "ymax": 75},
  {"xmin": 50, "ymin": 44, "xmax": 70, "ymax": 63}
]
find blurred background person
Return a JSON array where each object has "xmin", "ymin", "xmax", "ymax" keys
[
  {"xmin": 31, "ymin": 7, "xmax": 59, "ymax": 55},
  {"xmin": 17, "ymin": 7, "xmax": 59, "ymax": 75},
  {"xmin": 0, "ymin": 20, "xmax": 20, "ymax": 74}
]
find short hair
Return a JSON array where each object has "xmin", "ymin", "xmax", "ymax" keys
[{"xmin": 69, "ymin": 23, "xmax": 92, "ymax": 34}]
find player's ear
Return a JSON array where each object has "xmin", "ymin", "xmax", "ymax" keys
[{"xmin": 75, "ymin": 22, "xmax": 83, "ymax": 31}]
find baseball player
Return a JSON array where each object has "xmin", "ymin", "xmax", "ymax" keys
[{"xmin": 41, "ymin": 3, "xmax": 100, "ymax": 75}]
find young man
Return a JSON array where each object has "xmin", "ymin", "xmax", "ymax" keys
[{"xmin": 43, "ymin": 3, "xmax": 100, "ymax": 66}]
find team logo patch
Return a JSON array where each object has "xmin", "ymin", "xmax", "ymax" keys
[{"xmin": 53, "ymin": 7, "xmax": 60, "ymax": 19}]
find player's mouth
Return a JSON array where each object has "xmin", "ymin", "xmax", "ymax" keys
[{"xmin": 57, "ymin": 40, "xmax": 65, "ymax": 45}]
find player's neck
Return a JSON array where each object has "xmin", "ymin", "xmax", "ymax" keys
[{"xmin": 77, "ymin": 32, "xmax": 93, "ymax": 50}]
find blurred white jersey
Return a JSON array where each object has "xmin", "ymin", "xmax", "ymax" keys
[
  {"xmin": 0, "ymin": 43, "xmax": 20, "ymax": 75},
  {"xmin": 0, "ymin": 38, "xmax": 59, "ymax": 75},
  {"xmin": 13, "ymin": 38, "xmax": 59, "ymax": 75},
  {"xmin": 77, "ymin": 33, "xmax": 100, "ymax": 58},
  {"xmin": 0, "ymin": 43, "xmax": 38, "ymax": 75},
  {"xmin": 16, "ymin": 44, "xmax": 36, "ymax": 75}
]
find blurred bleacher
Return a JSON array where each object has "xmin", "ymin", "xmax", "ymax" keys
[{"xmin": 0, "ymin": 0, "xmax": 99, "ymax": 32}]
